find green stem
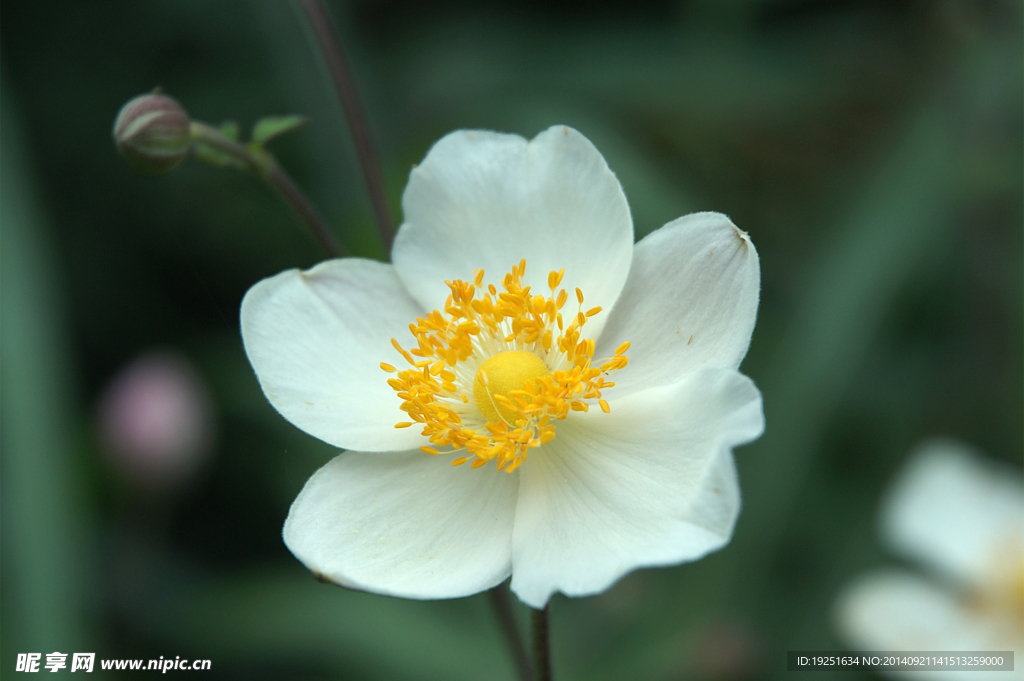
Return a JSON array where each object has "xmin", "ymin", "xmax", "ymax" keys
[
  {"xmin": 297, "ymin": 0, "xmax": 395, "ymax": 252},
  {"xmin": 531, "ymin": 605, "xmax": 552, "ymax": 681},
  {"xmin": 488, "ymin": 586, "xmax": 534, "ymax": 681},
  {"xmin": 188, "ymin": 121, "xmax": 343, "ymax": 258}
]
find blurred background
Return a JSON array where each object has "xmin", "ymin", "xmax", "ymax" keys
[{"xmin": 1, "ymin": 0, "xmax": 1021, "ymax": 679}]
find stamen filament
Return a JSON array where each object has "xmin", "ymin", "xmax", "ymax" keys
[{"xmin": 385, "ymin": 262, "xmax": 629, "ymax": 473}]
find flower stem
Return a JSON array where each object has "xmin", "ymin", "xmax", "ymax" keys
[
  {"xmin": 297, "ymin": 0, "xmax": 395, "ymax": 253},
  {"xmin": 188, "ymin": 121, "xmax": 343, "ymax": 258},
  {"xmin": 488, "ymin": 586, "xmax": 533, "ymax": 681},
  {"xmin": 531, "ymin": 605, "xmax": 552, "ymax": 681}
]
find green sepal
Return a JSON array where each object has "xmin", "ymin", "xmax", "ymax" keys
[
  {"xmin": 251, "ymin": 115, "xmax": 308, "ymax": 145},
  {"xmin": 192, "ymin": 142, "xmax": 245, "ymax": 170},
  {"xmin": 219, "ymin": 120, "xmax": 240, "ymax": 141}
]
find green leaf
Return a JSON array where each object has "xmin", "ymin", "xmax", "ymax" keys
[
  {"xmin": 219, "ymin": 120, "xmax": 239, "ymax": 141},
  {"xmin": 251, "ymin": 115, "xmax": 307, "ymax": 145},
  {"xmin": 144, "ymin": 570, "xmax": 517, "ymax": 681},
  {"xmin": 2, "ymin": 78, "xmax": 88, "ymax": 658}
]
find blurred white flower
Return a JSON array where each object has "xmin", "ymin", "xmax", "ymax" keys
[
  {"xmin": 241, "ymin": 126, "xmax": 763, "ymax": 607},
  {"xmin": 835, "ymin": 439, "xmax": 1024, "ymax": 679},
  {"xmin": 98, "ymin": 351, "xmax": 214, "ymax": 488}
]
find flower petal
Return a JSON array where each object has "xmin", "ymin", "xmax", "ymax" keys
[
  {"xmin": 284, "ymin": 450, "xmax": 518, "ymax": 599},
  {"xmin": 596, "ymin": 212, "xmax": 760, "ymax": 397},
  {"xmin": 509, "ymin": 367, "xmax": 763, "ymax": 608},
  {"xmin": 881, "ymin": 439, "xmax": 1024, "ymax": 588},
  {"xmin": 240, "ymin": 258, "xmax": 427, "ymax": 452},
  {"xmin": 393, "ymin": 125, "xmax": 633, "ymax": 339},
  {"xmin": 834, "ymin": 570, "xmax": 1023, "ymax": 673}
]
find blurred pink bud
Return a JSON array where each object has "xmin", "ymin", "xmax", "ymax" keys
[
  {"xmin": 112, "ymin": 93, "xmax": 191, "ymax": 175},
  {"xmin": 98, "ymin": 351, "xmax": 214, "ymax": 488}
]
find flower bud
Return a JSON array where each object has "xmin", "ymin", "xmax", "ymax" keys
[
  {"xmin": 98, "ymin": 351, "xmax": 214, "ymax": 489},
  {"xmin": 113, "ymin": 93, "xmax": 191, "ymax": 175}
]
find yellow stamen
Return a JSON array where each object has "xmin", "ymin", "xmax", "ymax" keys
[{"xmin": 384, "ymin": 262, "xmax": 629, "ymax": 473}]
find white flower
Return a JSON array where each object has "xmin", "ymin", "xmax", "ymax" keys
[
  {"xmin": 240, "ymin": 125, "xmax": 764, "ymax": 607},
  {"xmin": 835, "ymin": 439, "xmax": 1024, "ymax": 679}
]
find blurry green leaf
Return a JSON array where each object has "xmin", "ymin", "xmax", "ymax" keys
[
  {"xmin": 720, "ymin": 106, "xmax": 964, "ymax": 667},
  {"xmin": 219, "ymin": 119, "xmax": 239, "ymax": 141},
  {"xmin": 144, "ymin": 570, "xmax": 517, "ymax": 681},
  {"xmin": 251, "ymin": 115, "xmax": 307, "ymax": 145},
  {"xmin": 738, "ymin": 113, "xmax": 959, "ymax": 574},
  {"xmin": 0, "ymin": 77, "xmax": 88, "ymax": 663},
  {"xmin": 399, "ymin": 27, "xmax": 854, "ymax": 127}
]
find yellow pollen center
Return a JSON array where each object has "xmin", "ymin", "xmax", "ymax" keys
[
  {"xmin": 474, "ymin": 351, "xmax": 550, "ymax": 424},
  {"xmin": 382, "ymin": 260, "xmax": 630, "ymax": 473}
]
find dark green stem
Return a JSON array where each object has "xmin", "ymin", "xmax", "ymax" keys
[
  {"xmin": 531, "ymin": 605, "xmax": 552, "ymax": 681},
  {"xmin": 488, "ymin": 586, "xmax": 534, "ymax": 681},
  {"xmin": 297, "ymin": 0, "xmax": 395, "ymax": 252},
  {"xmin": 188, "ymin": 121, "xmax": 342, "ymax": 258}
]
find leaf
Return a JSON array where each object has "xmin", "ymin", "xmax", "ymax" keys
[
  {"xmin": 251, "ymin": 115, "xmax": 308, "ymax": 145},
  {"xmin": 219, "ymin": 120, "xmax": 239, "ymax": 141},
  {"xmin": 3, "ymin": 79, "xmax": 89, "ymax": 654},
  {"xmin": 145, "ymin": 570, "xmax": 516, "ymax": 681}
]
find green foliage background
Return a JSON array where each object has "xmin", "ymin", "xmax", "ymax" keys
[{"xmin": 1, "ymin": 1, "xmax": 1021, "ymax": 679}]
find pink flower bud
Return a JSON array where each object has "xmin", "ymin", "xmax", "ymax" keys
[
  {"xmin": 98, "ymin": 351, "xmax": 213, "ymax": 489},
  {"xmin": 112, "ymin": 93, "xmax": 191, "ymax": 175}
]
